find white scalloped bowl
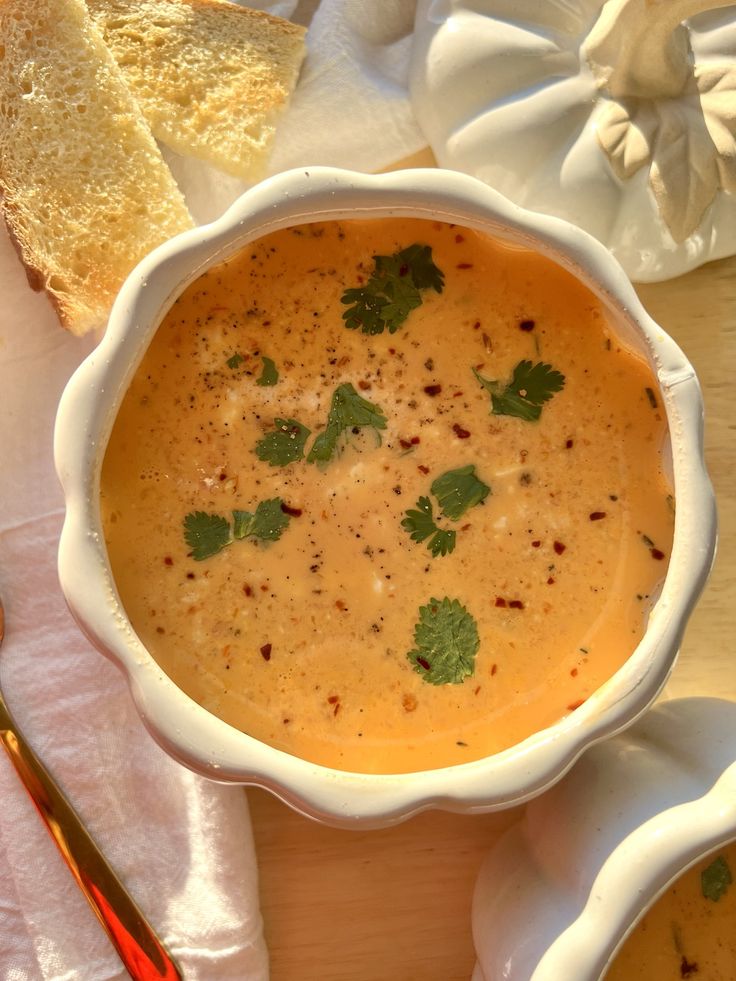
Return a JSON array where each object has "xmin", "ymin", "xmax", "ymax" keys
[
  {"xmin": 472, "ymin": 696, "xmax": 736, "ymax": 980},
  {"xmin": 54, "ymin": 167, "xmax": 715, "ymax": 828}
]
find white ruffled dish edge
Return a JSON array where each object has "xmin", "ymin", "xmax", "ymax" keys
[
  {"xmin": 55, "ymin": 167, "xmax": 716, "ymax": 827},
  {"xmin": 472, "ymin": 696, "xmax": 736, "ymax": 981}
]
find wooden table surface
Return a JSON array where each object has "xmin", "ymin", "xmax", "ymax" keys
[{"xmin": 249, "ymin": 157, "xmax": 736, "ymax": 981}]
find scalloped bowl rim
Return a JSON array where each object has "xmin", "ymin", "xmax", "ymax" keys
[{"xmin": 54, "ymin": 167, "xmax": 716, "ymax": 827}]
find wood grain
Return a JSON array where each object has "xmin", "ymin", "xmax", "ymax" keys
[{"xmin": 250, "ymin": 194, "xmax": 736, "ymax": 981}]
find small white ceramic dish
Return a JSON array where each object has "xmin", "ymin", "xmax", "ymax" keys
[
  {"xmin": 472, "ymin": 696, "xmax": 736, "ymax": 980},
  {"xmin": 54, "ymin": 167, "xmax": 715, "ymax": 828}
]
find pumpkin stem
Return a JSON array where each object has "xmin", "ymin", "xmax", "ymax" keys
[{"xmin": 583, "ymin": 0, "xmax": 733, "ymax": 98}]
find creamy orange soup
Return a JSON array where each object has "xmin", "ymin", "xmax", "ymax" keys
[
  {"xmin": 100, "ymin": 218, "xmax": 673, "ymax": 773},
  {"xmin": 604, "ymin": 841, "xmax": 735, "ymax": 980}
]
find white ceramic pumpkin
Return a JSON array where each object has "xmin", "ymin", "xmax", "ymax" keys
[{"xmin": 410, "ymin": 0, "xmax": 736, "ymax": 281}]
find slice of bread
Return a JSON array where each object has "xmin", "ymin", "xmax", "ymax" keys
[
  {"xmin": 0, "ymin": 0, "xmax": 194, "ymax": 335},
  {"xmin": 87, "ymin": 0, "xmax": 307, "ymax": 182}
]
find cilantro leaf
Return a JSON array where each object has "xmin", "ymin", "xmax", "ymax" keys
[
  {"xmin": 401, "ymin": 496, "xmax": 456, "ymax": 557},
  {"xmin": 702, "ymin": 855, "xmax": 732, "ymax": 901},
  {"xmin": 184, "ymin": 498, "xmax": 291, "ymax": 561},
  {"xmin": 255, "ymin": 418, "xmax": 311, "ymax": 467},
  {"xmin": 256, "ymin": 356, "xmax": 279, "ymax": 386},
  {"xmin": 341, "ymin": 243, "xmax": 445, "ymax": 335},
  {"xmin": 431, "ymin": 465, "xmax": 491, "ymax": 521},
  {"xmin": 407, "ymin": 597, "xmax": 480, "ymax": 685},
  {"xmin": 183, "ymin": 512, "xmax": 232, "ymax": 561},
  {"xmin": 307, "ymin": 383, "xmax": 387, "ymax": 464},
  {"xmin": 233, "ymin": 498, "xmax": 290, "ymax": 542},
  {"xmin": 394, "ymin": 243, "xmax": 446, "ymax": 292},
  {"xmin": 473, "ymin": 360, "xmax": 565, "ymax": 421},
  {"xmin": 227, "ymin": 353, "xmax": 245, "ymax": 370}
]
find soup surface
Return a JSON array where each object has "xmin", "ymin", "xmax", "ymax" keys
[
  {"xmin": 101, "ymin": 217, "xmax": 674, "ymax": 773},
  {"xmin": 604, "ymin": 841, "xmax": 735, "ymax": 980}
]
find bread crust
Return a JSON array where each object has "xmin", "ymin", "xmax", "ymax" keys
[
  {"xmin": 0, "ymin": 0, "xmax": 193, "ymax": 334},
  {"xmin": 87, "ymin": 0, "xmax": 307, "ymax": 181}
]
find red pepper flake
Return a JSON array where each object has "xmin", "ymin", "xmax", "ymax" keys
[
  {"xmin": 474, "ymin": 686, "xmax": 481, "ymax": 695},
  {"xmin": 508, "ymin": 599, "xmax": 525, "ymax": 610},
  {"xmin": 473, "ymin": 321, "xmax": 481, "ymax": 330},
  {"xmin": 589, "ymin": 511, "xmax": 607, "ymax": 521},
  {"xmin": 416, "ymin": 656, "xmax": 431, "ymax": 672},
  {"xmin": 553, "ymin": 540, "xmax": 566, "ymax": 555},
  {"xmin": 531, "ymin": 540, "xmax": 541, "ymax": 548},
  {"xmin": 243, "ymin": 583, "xmax": 253, "ymax": 597},
  {"xmin": 453, "ymin": 391, "xmax": 463, "ymax": 398},
  {"xmin": 570, "ymin": 667, "xmax": 578, "ymax": 677},
  {"xmin": 218, "ymin": 472, "xmax": 227, "ymax": 481},
  {"xmin": 260, "ymin": 643, "xmax": 272, "ymax": 661},
  {"xmin": 260, "ymin": 584, "xmax": 269, "ymax": 592},
  {"xmin": 547, "ymin": 577, "xmax": 555, "ymax": 585},
  {"xmin": 645, "ymin": 387, "xmax": 659, "ymax": 409},
  {"xmin": 410, "ymin": 436, "xmax": 420, "ymax": 445},
  {"xmin": 402, "ymin": 693, "xmax": 417, "ymax": 712},
  {"xmin": 335, "ymin": 599, "xmax": 347, "ymax": 611},
  {"xmin": 651, "ymin": 547, "xmax": 666, "ymax": 561},
  {"xmin": 680, "ymin": 955, "xmax": 698, "ymax": 978},
  {"xmin": 455, "ymin": 233, "xmax": 465, "ymax": 243},
  {"xmin": 453, "ymin": 423, "xmax": 471, "ymax": 439},
  {"xmin": 457, "ymin": 262, "xmax": 473, "ymax": 269},
  {"xmin": 417, "ymin": 464, "xmax": 430, "ymax": 475},
  {"xmin": 519, "ymin": 319, "xmax": 536, "ymax": 332},
  {"xmin": 461, "ymin": 523, "xmax": 471, "ymax": 531},
  {"xmin": 423, "ymin": 383, "xmax": 442, "ymax": 396},
  {"xmin": 163, "ymin": 556, "xmax": 173, "ymax": 566},
  {"xmin": 567, "ymin": 699, "xmax": 585, "ymax": 711},
  {"xmin": 495, "ymin": 597, "xmax": 507, "ymax": 608},
  {"xmin": 262, "ymin": 320, "xmax": 271, "ymax": 326},
  {"xmin": 156, "ymin": 626, "xmax": 165, "ymax": 635},
  {"xmin": 327, "ymin": 695, "xmax": 339, "ymax": 704},
  {"xmin": 491, "ymin": 663, "xmax": 498, "ymax": 676},
  {"xmin": 389, "ymin": 347, "xmax": 396, "ymax": 355},
  {"xmin": 186, "ymin": 572, "xmax": 195, "ymax": 580},
  {"xmin": 358, "ymin": 379, "xmax": 372, "ymax": 391},
  {"xmin": 565, "ymin": 438, "xmax": 574, "ymax": 449},
  {"xmin": 281, "ymin": 502, "xmax": 303, "ymax": 517}
]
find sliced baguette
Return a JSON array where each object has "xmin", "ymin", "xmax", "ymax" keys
[
  {"xmin": 86, "ymin": 0, "xmax": 306, "ymax": 182},
  {"xmin": 0, "ymin": 0, "xmax": 193, "ymax": 335}
]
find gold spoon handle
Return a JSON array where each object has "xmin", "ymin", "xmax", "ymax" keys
[{"xmin": 0, "ymin": 706, "xmax": 182, "ymax": 980}]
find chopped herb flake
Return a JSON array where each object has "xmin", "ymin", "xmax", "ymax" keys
[
  {"xmin": 341, "ymin": 243, "xmax": 444, "ymax": 335},
  {"xmin": 307, "ymin": 383, "xmax": 387, "ymax": 464},
  {"xmin": 255, "ymin": 418, "xmax": 311, "ymax": 467},
  {"xmin": 184, "ymin": 499, "xmax": 290, "ymax": 561},
  {"xmin": 702, "ymin": 855, "xmax": 732, "ymax": 901},
  {"xmin": 401, "ymin": 496, "xmax": 456, "ymax": 557},
  {"xmin": 407, "ymin": 597, "xmax": 480, "ymax": 685},
  {"xmin": 256, "ymin": 356, "xmax": 279, "ymax": 386},
  {"xmin": 431, "ymin": 465, "xmax": 491, "ymax": 521},
  {"xmin": 473, "ymin": 360, "xmax": 565, "ymax": 421}
]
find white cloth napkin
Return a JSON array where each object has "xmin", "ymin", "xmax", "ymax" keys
[{"xmin": 0, "ymin": 1, "xmax": 423, "ymax": 978}]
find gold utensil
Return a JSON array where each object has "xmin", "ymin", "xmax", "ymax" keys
[{"xmin": 0, "ymin": 597, "xmax": 182, "ymax": 980}]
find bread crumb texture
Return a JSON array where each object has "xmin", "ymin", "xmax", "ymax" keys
[
  {"xmin": 88, "ymin": 0, "xmax": 307, "ymax": 181},
  {"xmin": 0, "ymin": 0, "xmax": 193, "ymax": 335}
]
